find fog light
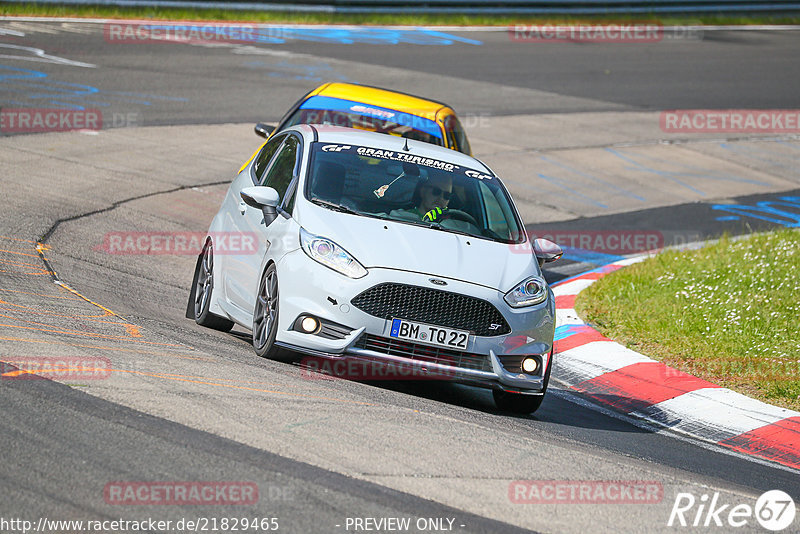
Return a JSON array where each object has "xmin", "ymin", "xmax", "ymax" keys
[
  {"xmin": 522, "ymin": 357, "xmax": 539, "ymax": 374},
  {"xmin": 300, "ymin": 316, "xmax": 320, "ymax": 333}
]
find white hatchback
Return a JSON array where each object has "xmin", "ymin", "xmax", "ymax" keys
[{"xmin": 189, "ymin": 125, "xmax": 562, "ymax": 413}]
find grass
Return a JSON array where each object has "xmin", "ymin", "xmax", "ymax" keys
[
  {"xmin": 1, "ymin": 3, "xmax": 799, "ymax": 25},
  {"xmin": 575, "ymin": 229, "xmax": 800, "ymax": 410}
]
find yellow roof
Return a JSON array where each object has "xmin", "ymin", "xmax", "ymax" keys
[{"xmin": 313, "ymin": 83, "xmax": 448, "ymax": 119}]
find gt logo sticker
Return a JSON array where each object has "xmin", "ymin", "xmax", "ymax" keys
[
  {"xmin": 322, "ymin": 144, "xmax": 351, "ymax": 152},
  {"xmin": 465, "ymin": 169, "xmax": 492, "ymax": 180}
]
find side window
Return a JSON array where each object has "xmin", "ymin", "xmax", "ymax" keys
[
  {"xmin": 253, "ymin": 134, "xmax": 287, "ymax": 183},
  {"xmin": 478, "ymin": 181, "xmax": 511, "ymax": 239},
  {"xmin": 261, "ymin": 136, "xmax": 299, "ymax": 201},
  {"xmin": 443, "ymin": 114, "xmax": 471, "ymax": 155}
]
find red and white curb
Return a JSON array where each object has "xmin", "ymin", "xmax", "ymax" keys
[{"xmin": 552, "ymin": 257, "xmax": 800, "ymax": 471}]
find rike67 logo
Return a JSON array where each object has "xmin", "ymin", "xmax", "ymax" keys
[{"xmin": 668, "ymin": 490, "xmax": 796, "ymax": 531}]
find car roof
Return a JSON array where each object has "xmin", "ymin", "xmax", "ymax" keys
[
  {"xmin": 313, "ymin": 83, "xmax": 450, "ymax": 118},
  {"xmin": 292, "ymin": 124, "xmax": 492, "ymax": 174}
]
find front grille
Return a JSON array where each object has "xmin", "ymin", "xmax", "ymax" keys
[
  {"xmin": 350, "ymin": 283, "xmax": 510, "ymax": 337},
  {"xmin": 355, "ymin": 334, "xmax": 491, "ymax": 372}
]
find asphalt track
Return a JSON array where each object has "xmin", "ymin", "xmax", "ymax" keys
[{"xmin": 1, "ymin": 20, "xmax": 800, "ymax": 534}]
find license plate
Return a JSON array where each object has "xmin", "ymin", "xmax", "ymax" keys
[{"xmin": 389, "ymin": 318, "xmax": 470, "ymax": 350}]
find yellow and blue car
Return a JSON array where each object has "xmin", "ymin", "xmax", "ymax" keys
[{"xmin": 255, "ymin": 82, "xmax": 472, "ymax": 155}]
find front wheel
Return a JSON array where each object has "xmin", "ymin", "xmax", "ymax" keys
[
  {"xmin": 192, "ymin": 242, "xmax": 234, "ymax": 332},
  {"xmin": 252, "ymin": 263, "xmax": 287, "ymax": 360},
  {"xmin": 493, "ymin": 351, "xmax": 553, "ymax": 414}
]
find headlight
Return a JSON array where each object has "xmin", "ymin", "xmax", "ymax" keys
[
  {"xmin": 504, "ymin": 276, "xmax": 548, "ymax": 307},
  {"xmin": 300, "ymin": 228, "xmax": 367, "ymax": 279}
]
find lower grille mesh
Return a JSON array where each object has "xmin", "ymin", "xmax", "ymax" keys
[{"xmin": 354, "ymin": 334, "xmax": 491, "ymax": 372}]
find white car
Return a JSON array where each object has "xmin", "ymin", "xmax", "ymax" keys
[{"xmin": 189, "ymin": 125, "xmax": 562, "ymax": 413}]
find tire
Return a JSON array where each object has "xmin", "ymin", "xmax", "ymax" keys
[
  {"xmin": 192, "ymin": 241, "xmax": 234, "ymax": 332},
  {"xmin": 252, "ymin": 263, "xmax": 288, "ymax": 360},
  {"xmin": 493, "ymin": 351, "xmax": 553, "ymax": 414}
]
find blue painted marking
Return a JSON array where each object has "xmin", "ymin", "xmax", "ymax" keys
[
  {"xmin": 539, "ymin": 155, "xmax": 646, "ymax": 202},
  {"xmin": 0, "ymin": 64, "xmax": 187, "ymax": 110},
  {"xmin": 605, "ymin": 148, "xmax": 770, "ymax": 198},
  {"xmin": 137, "ymin": 26, "xmax": 482, "ymax": 45},
  {"xmin": 561, "ymin": 247, "xmax": 625, "ymax": 265},
  {"xmin": 0, "ymin": 64, "xmax": 47, "ymax": 82},
  {"xmin": 554, "ymin": 324, "xmax": 591, "ymax": 341},
  {"xmin": 777, "ymin": 140, "xmax": 800, "ymax": 151},
  {"xmin": 299, "ymin": 95, "xmax": 442, "ymax": 138},
  {"xmin": 605, "ymin": 148, "xmax": 706, "ymax": 196},
  {"xmin": 720, "ymin": 141, "xmax": 800, "ymax": 173},
  {"xmin": 270, "ymin": 28, "xmax": 482, "ymax": 46},
  {"xmin": 711, "ymin": 197, "xmax": 800, "ymax": 227},
  {"xmin": 715, "ymin": 215, "xmax": 740, "ymax": 221},
  {"xmin": 536, "ymin": 173, "xmax": 609, "ymax": 209}
]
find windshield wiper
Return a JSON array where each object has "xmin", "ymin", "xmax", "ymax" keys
[
  {"xmin": 424, "ymin": 221, "xmax": 480, "ymax": 239},
  {"xmin": 311, "ymin": 198, "xmax": 359, "ymax": 215}
]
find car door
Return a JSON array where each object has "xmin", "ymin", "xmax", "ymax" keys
[
  {"xmin": 221, "ymin": 133, "xmax": 287, "ymax": 313},
  {"xmin": 227, "ymin": 133, "xmax": 302, "ymax": 316}
]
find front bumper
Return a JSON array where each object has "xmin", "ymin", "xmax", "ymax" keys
[{"xmin": 274, "ymin": 249, "xmax": 555, "ymax": 393}]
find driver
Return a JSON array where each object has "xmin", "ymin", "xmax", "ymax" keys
[{"xmin": 411, "ymin": 175, "xmax": 452, "ymax": 222}]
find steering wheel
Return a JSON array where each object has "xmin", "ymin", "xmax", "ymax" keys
[{"xmin": 427, "ymin": 209, "xmax": 479, "ymax": 227}]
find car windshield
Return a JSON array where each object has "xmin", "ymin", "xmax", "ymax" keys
[
  {"xmin": 283, "ymin": 96, "xmax": 444, "ymax": 147},
  {"xmin": 305, "ymin": 143, "xmax": 525, "ymax": 244}
]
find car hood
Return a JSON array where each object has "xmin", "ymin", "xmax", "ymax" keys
[{"xmin": 300, "ymin": 206, "xmax": 538, "ymax": 291}]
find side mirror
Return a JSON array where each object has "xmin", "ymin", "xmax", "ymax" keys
[
  {"xmin": 255, "ymin": 123, "xmax": 275, "ymax": 139},
  {"xmin": 533, "ymin": 238, "xmax": 563, "ymax": 267},
  {"xmin": 241, "ymin": 186, "xmax": 280, "ymax": 224}
]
